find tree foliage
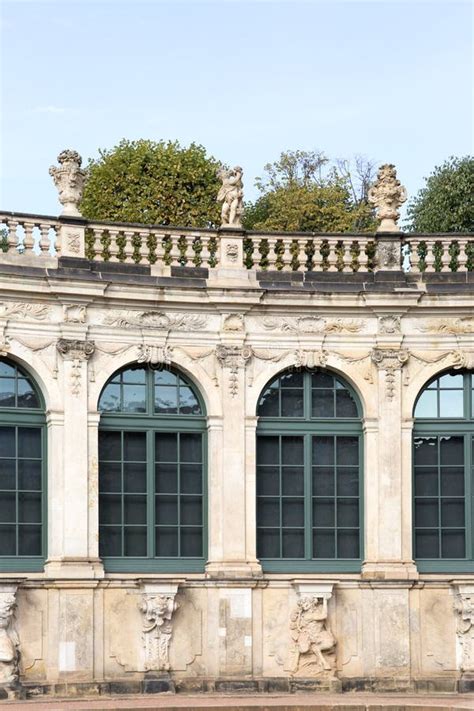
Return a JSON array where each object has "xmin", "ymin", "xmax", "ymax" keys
[
  {"xmin": 243, "ymin": 151, "xmax": 376, "ymax": 232},
  {"xmin": 80, "ymin": 139, "xmax": 222, "ymax": 227},
  {"xmin": 406, "ymin": 156, "xmax": 474, "ymax": 232}
]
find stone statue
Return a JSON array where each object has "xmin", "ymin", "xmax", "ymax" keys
[
  {"xmin": 454, "ymin": 588, "xmax": 474, "ymax": 673},
  {"xmin": 289, "ymin": 595, "xmax": 336, "ymax": 676},
  {"xmin": 49, "ymin": 149, "xmax": 86, "ymax": 217},
  {"xmin": 0, "ymin": 593, "xmax": 19, "ymax": 691},
  {"xmin": 217, "ymin": 166, "xmax": 244, "ymax": 228},
  {"xmin": 368, "ymin": 164, "xmax": 407, "ymax": 232},
  {"xmin": 140, "ymin": 593, "xmax": 178, "ymax": 672}
]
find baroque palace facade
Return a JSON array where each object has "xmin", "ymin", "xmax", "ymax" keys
[{"xmin": 0, "ymin": 152, "xmax": 473, "ymax": 698}]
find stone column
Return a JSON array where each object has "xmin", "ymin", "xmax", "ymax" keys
[
  {"xmin": 0, "ymin": 584, "xmax": 20, "ymax": 699},
  {"xmin": 361, "ymin": 348, "xmax": 417, "ymax": 579}
]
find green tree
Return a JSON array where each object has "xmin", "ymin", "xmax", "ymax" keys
[
  {"xmin": 243, "ymin": 150, "xmax": 376, "ymax": 232},
  {"xmin": 406, "ymin": 156, "xmax": 474, "ymax": 232},
  {"xmin": 80, "ymin": 139, "xmax": 222, "ymax": 227}
]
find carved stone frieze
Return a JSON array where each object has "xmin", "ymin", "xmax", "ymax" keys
[
  {"xmin": 140, "ymin": 587, "xmax": 179, "ymax": 672},
  {"xmin": 371, "ymin": 348, "xmax": 409, "ymax": 399},
  {"xmin": 415, "ymin": 318, "xmax": 474, "ymax": 335},
  {"xmin": 453, "ymin": 585, "xmax": 474, "ymax": 673},
  {"xmin": 262, "ymin": 316, "xmax": 364, "ymax": 334},
  {"xmin": 288, "ymin": 595, "xmax": 336, "ymax": 677},
  {"xmin": 137, "ymin": 344, "xmax": 173, "ymax": 368},
  {"xmin": 0, "ymin": 585, "xmax": 20, "ymax": 694},
  {"xmin": 103, "ymin": 310, "xmax": 207, "ymax": 331},
  {"xmin": 378, "ymin": 314, "xmax": 401, "ymax": 334},
  {"xmin": 216, "ymin": 344, "xmax": 252, "ymax": 396}
]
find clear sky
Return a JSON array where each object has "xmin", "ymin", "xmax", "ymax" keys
[{"xmin": 1, "ymin": 0, "xmax": 473, "ymax": 222}]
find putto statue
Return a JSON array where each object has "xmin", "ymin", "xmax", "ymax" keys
[
  {"xmin": 368, "ymin": 163, "xmax": 407, "ymax": 232},
  {"xmin": 0, "ymin": 592, "xmax": 20, "ymax": 693},
  {"xmin": 289, "ymin": 595, "xmax": 336, "ymax": 676},
  {"xmin": 217, "ymin": 165, "xmax": 244, "ymax": 228},
  {"xmin": 49, "ymin": 149, "xmax": 86, "ymax": 217}
]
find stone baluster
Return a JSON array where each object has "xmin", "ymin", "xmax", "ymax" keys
[
  {"xmin": 267, "ymin": 235, "xmax": 278, "ymax": 270},
  {"xmin": 408, "ymin": 238, "xmax": 420, "ymax": 273},
  {"xmin": 358, "ymin": 238, "xmax": 369, "ymax": 272},
  {"xmin": 342, "ymin": 239, "xmax": 353, "ymax": 272},
  {"xmin": 22, "ymin": 220, "xmax": 35, "ymax": 253},
  {"xmin": 281, "ymin": 237, "xmax": 293, "ymax": 271},
  {"xmin": 138, "ymin": 230, "xmax": 149, "ymax": 264},
  {"xmin": 169, "ymin": 233, "xmax": 181, "ymax": 266},
  {"xmin": 327, "ymin": 237, "xmax": 339, "ymax": 272},
  {"xmin": 123, "ymin": 229, "xmax": 135, "ymax": 264},
  {"xmin": 200, "ymin": 233, "xmax": 211, "ymax": 268},
  {"xmin": 297, "ymin": 238, "xmax": 307, "ymax": 271},
  {"xmin": 457, "ymin": 237, "xmax": 468, "ymax": 272},
  {"xmin": 424, "ymin": 239, "xmax": 436, "ymax": 272},
  {"xmin": 108, "ymin": 229, "xmax": 120, "ymax": 262},
  {"xmin": 92, "ymin": 228, "xmax": 104, "ymax": 260},
  {"xmin": 6, "ymin": 218, "xmax": 18, "ymax": 253},
  {"xmin": 440, "ymin": 238, "xmax": 452, "ymax": 272},
  {"xmin": 184, "ymin": 233, "xmax": 195, "ymax": 267},
  {"xmin": 39, "ymin": 222, "xmax": 51, "ymax": 255}
]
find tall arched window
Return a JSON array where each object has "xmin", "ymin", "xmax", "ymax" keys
[
  {"xmin": 0, "ymin": 358, "xmax": 45, "ymax": 571},
  {"xmin": 256, "ymin": 368, "xmax": 362, "ymax": 572},
  {"xmin": 98, "ymin": 364, "xmax": 206, "ymax": 572},
  {"xmin": 413, "ymin": 370, "xmax": 474, "ymax": 571}
]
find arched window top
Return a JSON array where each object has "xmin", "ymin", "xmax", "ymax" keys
[
  {"xmin": 414, "ymin": 370, "xmax": 473, "ymax": 419},
  {"xmin": 99, "ymin": 364, "xmax": 204, "ymax": 416},
  {"xmin": 0, "ymin": 358, "xmax": 42, "ymax": 410},
  {"xmin": 257, "ymin": 368, "xmax": 360, "ymax": 419}
]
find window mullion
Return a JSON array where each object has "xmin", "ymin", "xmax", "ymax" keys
[
  {"xmin": 148, "ymin": 429, "xmax": 155, "ymax": 559},
  {"xmin": 304, "ymin": 432, "xmax": 312, "ymax": 560}
]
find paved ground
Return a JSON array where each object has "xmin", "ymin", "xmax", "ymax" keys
[{"xmin": 2, "ymin": 693, "xmax": 473, "ymax": 711}]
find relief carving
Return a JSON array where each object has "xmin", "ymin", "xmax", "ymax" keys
[
  {"xmin": 453, "ymin": 586, "xmax": 474, "ymax": 673},
  {"xmin": 222, "ymin": 313, "xmax": 245, "ymax": 332},
  {"xmin": 0, "ymin": 587, "xmax": 20, "ymax": 696},
  {"xmin": 216, "ymin": 344, "xmax": 252, "ymax": 396},
  {"xmin": 295, "ymin": 349, "xmax": 329, "ymax": 369},
  {"xmin": 2, "ymin": 302, "xmax": 51, "ymax": 321},
  {"xmin": 371, "ymin": 348, "xmax": 409, "ymax": 399},
  {"xmin": 137, "ymin": 344, "xmax": 173, "ymax": 368},
  {"xmin": 378, "ymin": 314, "xmax": 401, "ymax": 334},
  {"xmin": 262, "ymin": 316, "xmax": 363, "ymax": 334},
  {"xmin": 63, "ymin": 305, "xmax": 86, "ymax": 324},
  {"xmin": 289, "ymin": 596, "xmax": 336, "ymax": 676},
  {"xmin": 104, "ymin": 310, "xmax": 207, "ymax": 331},
  {"xmin": 56, "ymin": 339, "xmax": 95, "ymax": 395},
  {"xmin": 140, "ymin": 592, "xmax": 179, "ymax": 672},
  {"xmin": 415, "ymin": 318, "xmax": 474, "ymax": 334}
]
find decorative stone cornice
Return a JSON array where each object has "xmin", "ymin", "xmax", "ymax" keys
[
  {"xmin": 56, "ymin": 339, "xmax": 95, "ymax": 361},
  {"xmin": 371, "ymin": 348, "xmax": 409, "ymax": 399}
]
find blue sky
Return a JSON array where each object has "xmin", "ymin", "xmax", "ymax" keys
[{"xmin": 1, "ymin": 0, "xmax": 473, "ymax": 222}]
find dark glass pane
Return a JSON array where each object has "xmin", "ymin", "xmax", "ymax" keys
[
  {"xmin": 441, "ymin": 530, "xmax": 465, "ymax": 558},
  {"xmin": 312, "ymin": 371, "xmax": 334, "ymax": 388},
  {"xmin": 18, "ymin": 428, "xmax": 41, "ymax": 459},
  {"xmin": 439, "ymin": 373, "xmax": 463, "ymax": 388},
  {"xmin": 257, "ymin": 498, "xmax": 279, "ymax": 526},
  {"xmin": 122, "ymin": 384, "xmax": 146, "ymax": 413},
  {"xmin": 124, "ymin": 527, "xmax": 147, "ymax": 556},
  {"xmin": 0, "ymin": 362, "xmax": 15, "ymax": 377},
  {"xmin": 0, "ymin": 493, "xmax": 15, "ymax": 522},
  {"xmin": 155, "ymin": 370, "xmax": 177, "ymax": 386},
  {"xmin": 0, "ymin": 428, "xmax": 14, "ymax": 458},
  {"xmin": 440, "ymin": 436, "xmax": 463, "ymax": 465},
  {"xmin": 414, "ymin": 437, "xmax": 438, "ymax": 465},
  {"xmin": 0, "ymin": 379, "xmax": 15, "ymax": 407},
  {"xmin": 155, "ymin": 385, "xmax": 178, "ymax": 413},
  {"xmin": 122, "ymin": 367, "xmax": 146, "ymax": 384},
  {"xmin": 18, "ymin": 493, "xmax": 41, "ymax": 523},
  {"xmin": 18, "ymin": 460, "xmax": 41, "ymax": 490},
  {"xmin": 124, "ymin": 495, "xmax": 146, "ymax": 524},
  {"xmin": 180, "ymin": 528, "xmax": 202, "ymax": 557},
  {"xmin": 313, "ymin": 499, "xmax": 335, "ymax": 527},
  {"xmin": 155, "ymin": 433, "xmax": 177, "ymax": 462},
  {"xmin": 17, "ymin": 379, "xmax": 39, "ymax": 408},
  {"xmin": 282, "ymin": 499, "xmax": 304, "ymax": 526},
  {"xmin": 281, "ymin": 371, "xmax": 303, "ymax": 388},
  {"xmin": 99, "ymin": 495, "xmax": 121, "ymax": 524},
  {"xmin": 440, "ymin": 467, "xmax": 464, "ymax": 496},
  {"xmin": 18, "ymin": 526, "xmax": 41, "ymax": 556},
  {"xmin": 123, "ymin": 463, "xmax": 146, "ymax": 493},
  {"xmin": 313, "ymin": 529, "xmax": 335, "ymax": 558},
  {"xmin": 99, "ymin": 526, "xmax": 122, "ymax": 556},
  {"xmin": 415, "ymin": 390, "xmax": 437, "ymax": 418},
  {"xmin": 257, "ymin": 437, "xmax": 279, "ymax": 465},
  {"xmin": 337, "ymin": 437, "xmax": 358, "ymax": 466},
  {"xmin": 100, "ymin": 461, "xmax": 121, "ymax": 493},
  {"xmin": 257, "ymin": 528, "xmax": 280, "ymax": 558},
  {"xmin": 337, "ymin": 499, "xmax": 359, "ymax": 527},
  {"xmin": 179, "ymin": 387, "xmax": 201, "ymax": 415},
  {"xmin": 337, "ymin": 530, "xmax": 359, "ymax": 558},
  {"xmin": 282, "ymin": 467, "xmax": 304, "ymax": 496},
  {"xmin": 257, "ymin": 467, "xmax": 279, "ymax": 496},
  {"xmin": 180, "ymin": 465, "xmax": 202, "ymax": 494},
  {"xmin": 414, "ymin": 468, "xmax": 438, "ymax": 496},
  {"xmin": 0, "ymin": 460, "xmax": 16, "ymax": 490},
  {"xmin": 282, "ymin": 529, "xmax": 304, "ymax": 557},
  {"xmin": 312, "ymin": 389, "xmax": 334, "ymax": 417},
  {"xmin": 0, "ymin": 525, "xmax": 15, "ymax": 554},
  {"xmin": 415, "ymin": 529, "xmax": 439, "ymax": 558},
  {"xmin": 155, "ymin": 496, "xmax": 178, "ymax": 525},
  {"xmin": 337, "ymin": 468, "xmax": 359, "ymax": 496},
  {"xmin": 99, "ymin": 431, "xmax": 121, "ymax": 461},
  {"xmin": 155, "ymin": 464, "xmax": 178, "ymax": 494},
  {"xmin": 181, "ymin": 497, "xmax": 202, "ymax": 525},
  {"xmin": 282, "ymin": 437, "xmax": 303, "ymax": 464},
  {"xmin": 441, "ymin": 499, "xmax": 465, "ymax": 527},
  {"xmin": 123, "ymin": 432, "xmax": 146, "ymax": 461},
  {"xmin": 99, "ymin": 383, "xmax": 121, "ymax": 412},
  {"xmin": 439, "ymin": 390, "xmax": 464, "ymax": 418},
  {"xmin": 313, "ymin": 436, "xmax": 334, "ymax": 465},
  {"xmin": 281, "ymin": 389, "xmax": 303, "ymax": 417},
  {"xmin": 258, "ymin": 388, "xmax": 279, "ymax": 417},
  {"xmin": 336, "ymin": 389, "xmax": 358, "ymax": 417},
  {"xmin": 155, "ymin": 527, "xmax": 178, "ymax": 556},
  {"xmin": 313, "ymin": 468, "xmax": 334, "ymax": 496},
  {"xmin": 415, "ymin": 499, "xmax": 439, "ymax": 527},
  {"xmin": 180, "ymin": 434, "xmax": 202, "ymax": 463}
]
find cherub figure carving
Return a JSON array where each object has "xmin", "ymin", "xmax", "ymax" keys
[
  {"xmin": 289, "ymin": 595, "xmax": 336, "ymax": 676},
  {"xmin": 217, "ymin": 166, "xmax": 244, "ymax": 228},
  {"xmin": 368, "ymin": 163, "xmax": 407, "ymax": 232}
]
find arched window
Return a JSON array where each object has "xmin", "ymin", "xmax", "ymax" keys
[
  {"xmin": 413, "ymin": 370, "xmax": 474, "ymax": 571},
  {"xmin": 256, "ymin": 368, "xmax": 362, "ymax": 572},
  {"xmin": 0, "ymin": 358, "xmax": 45, "ymax": 571},
  {"xmin": 98, "ymin": 364, "xmax": 206, "ymax": 572}
]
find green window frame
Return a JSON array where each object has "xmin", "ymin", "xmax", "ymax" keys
[
  {"xmin": 256, "ymin": 368, "xmax": 363, "ymax": 573},
  {"xmin": 413, "ymin": 370, "xmax": 474, "ymax": 572},
  {"xmin": 98, "ymin": 364, "xmax": 207, "ymax": 572},
  {"xmin": 0, "ymin": 358, "xmax": 46, "ymax": 572}
]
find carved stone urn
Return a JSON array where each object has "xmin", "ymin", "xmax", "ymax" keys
[{"xmin": 49, "ymin": 150, "xmax": 86, "ymax": 217}]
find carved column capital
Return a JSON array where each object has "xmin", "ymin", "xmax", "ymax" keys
[
  {"xmin": 0, "ymin": 584, "xmax": 20, "ymax": 694},
  {"xmin": 56, "ymin": 338, "xmax": 95, "ymax": 361},
  {"xmin": 216, "ymin": 344, "xmax": 252, "ymax": 396},
  {"xmin": 139, "ymin": 583, "xmax": 180, "ymax": 673},
  {"xmin": 371, "ymin": 348, "xmax": 409, "ymax": 400}
]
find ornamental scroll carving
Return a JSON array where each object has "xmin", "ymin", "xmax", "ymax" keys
[
  {"xmin": 137, "ymin": 344, "xmax": 173, "ymax": 368},
  {"xmin": 56, "ymin": 339, "xmax": 95, "ymax": 395},
  {"xmin": 140, "ymin": 591, "xmax": 179, "ymax": 672},
  {"xmin": 415, "ymin": 318, "xmax": 474, "ymax": 335},
  {"xmin": 0, "ymin": 586, "xmax": 20, "ymax": 695},
  {"xmin": 453, "ymin": 585, "xmax": 474, "ymax": 673},
  {"xmin": 262, "ymin": 316, "xmax": 364, "ymax": 334},
  {"xmin": 371, "ymin": 348, "xmax": 409, "ymax": 400},
  {"xmin": 289, "ymin": 596, "xmax": 336, "ymax": 676},
  {"xmin": 103, "ymin": 310, "xmax": 207, "ymax": 331}
]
